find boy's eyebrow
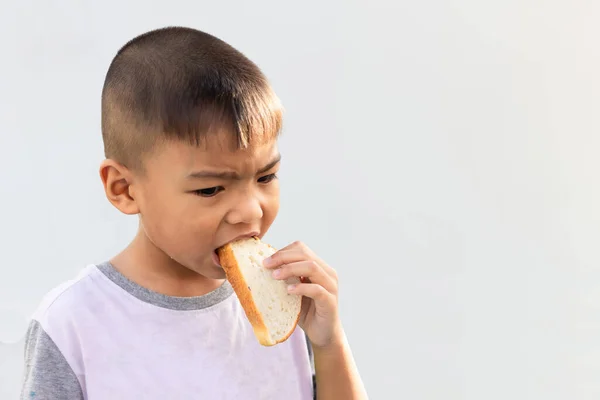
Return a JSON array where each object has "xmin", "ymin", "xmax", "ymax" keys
[{"xmin": 187, "ymin": 154, "xmax": 281, "ymax": 180}]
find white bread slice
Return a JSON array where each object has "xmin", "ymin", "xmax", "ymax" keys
[{"xmin": 216, "ymin": 237, "xmax": 302, "ymax": 346}]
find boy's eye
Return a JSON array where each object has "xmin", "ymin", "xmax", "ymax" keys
[
  {"xmin": 195, "ymin": 187, "xmax": 223, "ymax": 197},
  {"xmin": 258, "ymin": 173, "xmax": 277, "ymax": 184}
]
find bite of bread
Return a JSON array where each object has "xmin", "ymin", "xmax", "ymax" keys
[{"xmin": 216, "ymin": 237, "xmax": 302, "ymax": 346}]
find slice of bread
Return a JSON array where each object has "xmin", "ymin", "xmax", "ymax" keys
[{"xmin": 216, "ymin": 237, "xmax": 302, "ymax": 346}]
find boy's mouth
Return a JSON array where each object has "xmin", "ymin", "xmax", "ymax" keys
[
  {"xmin": 212, "ymin": 250, "xmax": 221, "ymax": 267},
  {"xmin": 213, "ymin": 231, "xmax": 260, "ymax": 268}
]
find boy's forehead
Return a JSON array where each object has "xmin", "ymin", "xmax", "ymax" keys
[{"xmin": 157, "ymin": 134, "xmax": 279, "ymax": 173}]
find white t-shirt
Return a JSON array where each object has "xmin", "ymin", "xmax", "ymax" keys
[{"xmin": 20, "ymin": 262, "xmax": 315, "ymax": 399}]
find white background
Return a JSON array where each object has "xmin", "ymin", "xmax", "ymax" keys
[{"xmin": 1, "ymin": 1, "xmax": 598, "ymax": 399}]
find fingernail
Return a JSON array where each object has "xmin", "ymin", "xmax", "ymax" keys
[
  {"xmin": 287, "ymin": 284, "xmax": 296, "ymax": 292},
  {"xmin": 272, "ymin": 269, "xmax": 281, "ymax": 278},
  {"xmin": 263, "ymin": 257, "xmax": 273, "ymax": 267}
]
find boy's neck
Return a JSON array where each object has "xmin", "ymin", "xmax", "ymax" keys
[{"xmin": 109, "ymin": 228, "xmax": 224, "ymax": 298}]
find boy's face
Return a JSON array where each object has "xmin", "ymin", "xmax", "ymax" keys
[{"xmin": 130, "ymin": 132, "xmax": 281, "ymax": 279}]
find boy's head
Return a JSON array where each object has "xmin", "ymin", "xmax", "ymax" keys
[{"xmin": 99, "ymin": 27, "xmax": 283, "ymax": 279}]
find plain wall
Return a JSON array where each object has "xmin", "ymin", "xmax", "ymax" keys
[{"xmin": 1, "ymin": 1, "xmax": 598, "ymax": 399}]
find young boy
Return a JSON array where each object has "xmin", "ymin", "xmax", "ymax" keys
[{"xmin": 20, "ymin": 26, "xmax": 367, "ymax": 399}]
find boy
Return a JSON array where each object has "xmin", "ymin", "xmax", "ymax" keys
[{"xmin": 20, "ymin": 26, "xmax": 367, "ymax": 399}]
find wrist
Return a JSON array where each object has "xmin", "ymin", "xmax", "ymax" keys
[{"xmin": 311, "ymin": 323, "xmax": 347, "ymax": 355}]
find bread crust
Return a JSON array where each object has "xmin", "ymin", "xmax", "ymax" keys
[{"xmin": 216, "ymin": 238, "xmax": 301, "ymax": 346}]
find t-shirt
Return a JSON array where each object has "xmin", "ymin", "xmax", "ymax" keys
[{"xmin": 20, "ymin": 262, "xmax": 315, "ymax": 399}]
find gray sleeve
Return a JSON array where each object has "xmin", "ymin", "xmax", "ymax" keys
[
  {"xmin": 20, "ymin": 320, "xmax": 84, "ymax": 400},
  {"xmin": 306, "ymin": 333, "xmax": 316, "ymax": 399}
]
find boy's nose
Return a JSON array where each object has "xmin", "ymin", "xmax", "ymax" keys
[{"xmin": 225, "ymin": 195, "xmax": 264, "ymax": 225}]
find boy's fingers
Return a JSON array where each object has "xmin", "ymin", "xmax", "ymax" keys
[
  {"xmin": 263, "ymin": 247, "xmax": 311, "ymax": 268},
  {"xmin": 264, "ymin": 242, "xmax": 338, "ymax": 281},
  {"xmin": 321, "ymin": 263, "xmax": 339, "ymax": 281},
  {"xmin": 288, "ymin": 282, "xmax": 332, "ymax": 304},
  {"xmin": 272, "ymin": 261, "xmax": 336, "ymax": 294}
]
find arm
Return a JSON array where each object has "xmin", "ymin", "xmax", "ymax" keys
[
  {"xmin": 313, "ymin": 331, "xmax": 368, "ymax": 400},
  {"xmin": 20, "ymin": 320, "xmax": 84, "ymax": 400}
]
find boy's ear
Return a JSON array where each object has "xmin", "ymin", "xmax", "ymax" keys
[{"xmin": 99, "ymin": 159, "xmax": 140, "ymax": 215}]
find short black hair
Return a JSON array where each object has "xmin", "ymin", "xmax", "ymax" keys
[{"xmin": 101, "ymin": 26, "xmax": 283, "ymax": 170}]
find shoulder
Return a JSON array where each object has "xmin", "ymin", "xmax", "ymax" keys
[
  {"xmin": 21, "ymin": 265, "xmax": 103, "ymax": 399},
  {"xmin": 31, "ymin": 264, "xmax": 106, "ymax": 330}
]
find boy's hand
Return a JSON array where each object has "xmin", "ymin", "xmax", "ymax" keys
[
  {"xmin": 264, "ymin": 241, "xmax": 368, "ymax": 399},
  {"xmin": 263, "ymin": 241, "xmax": 343, "ymax": 349}
]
